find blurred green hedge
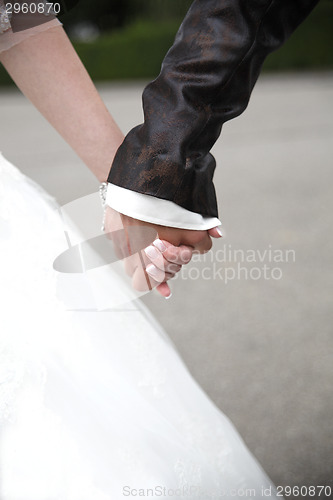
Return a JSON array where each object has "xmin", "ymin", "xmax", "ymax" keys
[
  {"xmin": 0, "ymin": 1, "xmax": 332, "ymax": 87},
  {"xmin": 262, "ymin": 0, "xmax": 333, "ymax": 71},
  {"xmin": 73, "ymin": 20, "xmax": 183, "ymax": 81}
]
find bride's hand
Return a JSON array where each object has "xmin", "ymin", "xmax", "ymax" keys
[{"xmin": 104, "ymin": 207, "xmax": 221, "ymax": 298}]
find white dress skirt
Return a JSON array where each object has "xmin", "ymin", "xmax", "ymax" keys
[{"xmin": 0, "ymin": 152, "xmax": 280, "ymax": 499}]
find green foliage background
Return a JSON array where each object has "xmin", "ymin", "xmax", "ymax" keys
[{"xmin": 0, "ymin": 0, "xmax": 332, "ymax": 86}]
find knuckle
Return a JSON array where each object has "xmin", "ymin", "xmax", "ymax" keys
[
  {"xmin": 180, "ymin": 248, "xmax": 192, "ymax": 263},
  {"xmin": 165, "ymin": 247, "xmax": 179, "ymax": 261},
  {"xmin": 189, "ymin": 231, "xmax": 207, "ymax": 245},
  {"xmin": 168, "ymin": 263, "xmax": 180, "ymax": 273}
]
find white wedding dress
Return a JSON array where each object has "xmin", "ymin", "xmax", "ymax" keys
[{"xmin": 0, "ymin": 152, "xmax": 280, "ymax": 499}]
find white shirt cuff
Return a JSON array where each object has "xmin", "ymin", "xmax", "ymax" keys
[{"xmin": 106, "ymin": 183, "xmax": 221, "ymax": 231}]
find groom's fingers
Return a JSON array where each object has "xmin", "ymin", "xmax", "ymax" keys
[
  {"xmin": 208, "ymin": 226, "xmax": 223, "ymax": 239},
  {"xmin": 191, "ymin": 233, "xmax": 213, "ymax": 254}
]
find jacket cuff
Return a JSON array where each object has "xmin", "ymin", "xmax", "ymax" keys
[{"xmin": 106, "ymin": 183, "xmax": 221, "ymax": 230}]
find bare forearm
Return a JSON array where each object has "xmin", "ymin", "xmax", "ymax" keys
[{"xmin": 0, "ymin": 25, "xmax": 124, "ymax": 181}]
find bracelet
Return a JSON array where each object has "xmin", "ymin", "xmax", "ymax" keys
[{"xmin": 99, "ymin": 182, "xmax": 108, "ymax": 232}]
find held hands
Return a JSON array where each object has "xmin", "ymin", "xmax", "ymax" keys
[{"xmin": 104, "ymin": 206, "xmax": 222, "ymax": 298}]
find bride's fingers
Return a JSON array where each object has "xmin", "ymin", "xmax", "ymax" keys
[
  {"xmin": 129, "ymin": 238, "xmax": 193, "ymax": 295},
  {"xmin": 164, "ymin": 244, "xmax": 193, "ymax": 265},
  {"xmin": 131, "ymin": 263, "xmax": 174, "ymax": 292},
  {"xmin": 156, "ymin": 282, "xmax": 172, "ymax": 298},
  {"xmin": 164, "ymin": 262, "xmax": 181, "ymax": 274},
  {"xmin": 123, "ymin": 249, "xmax": 178, "ymax": 287},
  {"xmin": 143, "ymin": 245, "xmax": 181, "ymax": 274},
  {"xmin": 152, "ymin": 239, "xmax": 193, "ymax": 266},
  {"xmin": 145, "ymin": 264, "xmax": 175, "ymax": 284}
]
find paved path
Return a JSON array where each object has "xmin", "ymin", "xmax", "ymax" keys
[{"xmin": 1, "ymin": 72, "xmax": 332, "ymax": 495}]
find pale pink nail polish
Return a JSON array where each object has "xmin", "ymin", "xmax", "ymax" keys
[
  {"xmin": 144, "ymin": 245, "xmax": 159, "ymax": 260},
  {"xmin": 216, "ymin": 227, "xmax": 223, "ymax": 237},
  {"xmin": 146, "ymin": 264, "xmax": 159, "ymax": 278},
  {"xmin": 165, "ymin": 292, "xmax": 172, "ymax": 300},
  {"xmin": 153, "ymin": 238, "xmax": 167, "ymax": 252}
]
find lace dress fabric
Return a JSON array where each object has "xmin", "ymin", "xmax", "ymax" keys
[
  {"xmin": 0, "ymin": 152, "xmax": 281, "ymax": 498},
  {"xmin": 0, "ymin": 0, "xmax": 11, "ymax": 33}
]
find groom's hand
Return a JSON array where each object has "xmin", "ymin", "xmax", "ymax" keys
[{"xmin": 104, "ymin": 207, "xmax": 221, "ymax": 298}]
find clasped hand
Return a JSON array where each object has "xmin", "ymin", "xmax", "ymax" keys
[{"xmin": 104, "ymin": 206, "xmax": 221, "ymax": 298}]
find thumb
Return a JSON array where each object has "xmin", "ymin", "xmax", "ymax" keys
[{"xmin": 208, "ymin": 226, "xmax": 223, "ymax": 239}]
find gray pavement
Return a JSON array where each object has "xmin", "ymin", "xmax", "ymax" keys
[{"xmin": 1, "ymin": 72, "xmax": 332, "ymax": 495}]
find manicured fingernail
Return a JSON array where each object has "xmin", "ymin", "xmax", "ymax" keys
[
  {"xmin": 153, "ymin": 238, "xmax": 167, "ymax": 252},
  {"xmin": 146, "ymin": 264, "xmax": 159, "ymax": 278},
  {"xmin": 165, "ymin": 292, "xmax": 172, "ymax": 300},
  {"xmin": 216, "ymin": 226, "xmax": 223, "ymax": 237},
  {"xmin": 144, "ymin": 245, "xmax": 159, "ymax": 260}
]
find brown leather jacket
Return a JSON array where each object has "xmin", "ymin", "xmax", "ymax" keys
[{"xmin": 107, "ymin": 0, "xmax": 319, "ymax": 219}]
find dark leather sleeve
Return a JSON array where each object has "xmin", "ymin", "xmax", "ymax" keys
[{"xmin": 107, "ymin": 0, "xmax": 319, "ymax": 218}]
